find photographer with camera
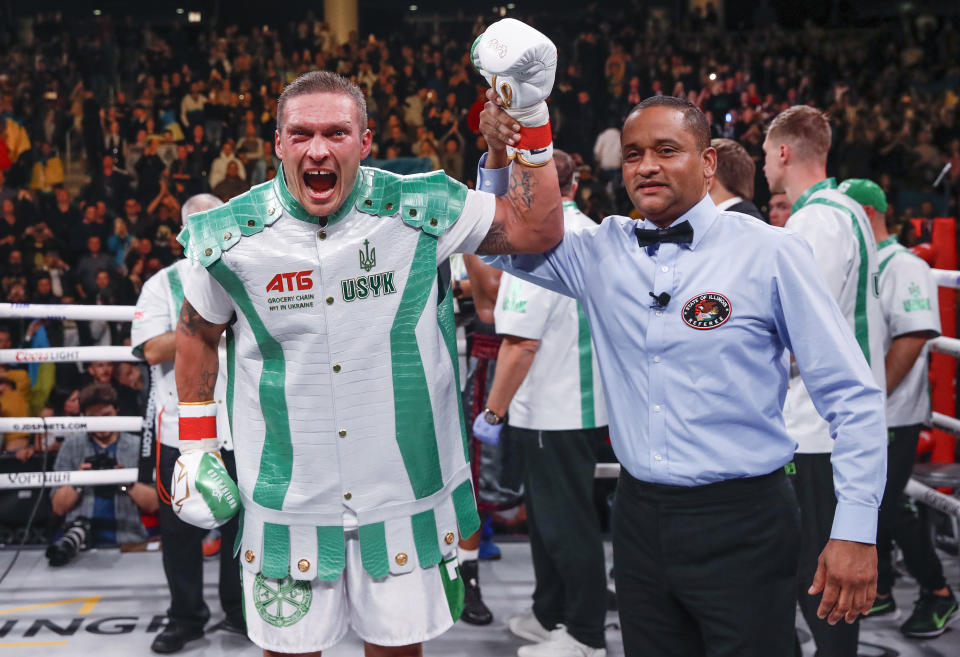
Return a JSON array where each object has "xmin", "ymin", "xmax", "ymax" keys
[{"xmin": 48, "ymin": 382, "xmax": 157, "ymax": 566}]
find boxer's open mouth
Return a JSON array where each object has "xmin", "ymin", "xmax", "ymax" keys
[{"xmin": 303, "ymin": 170, "xmax": 337, "ymax": 200}]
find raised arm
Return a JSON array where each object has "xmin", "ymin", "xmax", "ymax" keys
[
  {"xmin": 475, "ymin": 91, "xmax": 563, "ymax": 255},
  {"xmin": 471, "ymin": 19, "xmax": 563, "ymax": 256},
  {"xmin": 175, "ymin": 299, "xmax": 228, "ymax": 402}
]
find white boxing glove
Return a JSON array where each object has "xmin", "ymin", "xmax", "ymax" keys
[
  {"xmin": 472, "ymin": 18, "xmax": 557, "ymax": 166},
  {"xmin": 170, "ymin": 401, "xmax": 240, "ymax": 529}
]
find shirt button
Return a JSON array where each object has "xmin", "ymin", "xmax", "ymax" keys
[
  {"xmin": 660, "ymin": 265, "xmax": 669, "ymax": 272},
  {"xmin": 344, "ymin": 491, "xmax": 352, "ymax": 500},
  {"xmin": 655, "ymin": 310, "xmax": 663, "ymax": 317},
  {"xmin": 318, "ymin": 230, "xmax": 326, "ymax": 240},
  {"xmin": 653, "ymin": 355, "xmax": 661, "ymax": 363},
  {"xmin": 326, "ymin": 296, "xmax": 334, "ymax": 305},
  {"xmin": 654, "ymin": 453, "xmax": 663, "ymax": 461},
  {"xmin": 653, "ymin": 405, "xmax": 661, "ymax": 413},
  {"xmin": 333, "ymin": 364, "xmax": 341, "ymax": 373},
  {"xmin": 339, "ymin": 429, "xmax": 347, "ymax": 438}
]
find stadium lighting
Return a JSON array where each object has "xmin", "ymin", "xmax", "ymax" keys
[
  {"xmin": 409, "ymin": 4, "xmax": 418, "ymax": 10},
  {"xmin": 93, "ymin": 9, "xmax": 102, "ymax": 15},
  {"xmin": 507, "ymin": 2, "xmax": 516, "ymax": 8},
  {"xmin": 176, "ymin": 8, "xmax": 185, "ymax": 14},
  {"xmin": 709, "ymin": 72, "xmax": 717, "ymax": 81},
  {"xmin": 188, "ymin": 11, "xmax": 202, "ymax": 23}
]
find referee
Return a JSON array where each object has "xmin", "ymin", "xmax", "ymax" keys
[{"xmin": 476, "ymin": 96, "xmax": 886, "ymax": 657}]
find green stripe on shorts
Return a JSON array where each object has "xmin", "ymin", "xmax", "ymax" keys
[{"xmin": 439, "ymin": 556, "xmax": 464, "ymax": 622}]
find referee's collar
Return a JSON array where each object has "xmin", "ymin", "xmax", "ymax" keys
[{"xmin": 635, "ymin": 193, "xmax": 718, "ymax": 251}]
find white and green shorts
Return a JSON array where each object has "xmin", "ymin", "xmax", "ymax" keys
[{"xmin": 241, "ymin": 528, "xmax": 464, "ymax": 653}]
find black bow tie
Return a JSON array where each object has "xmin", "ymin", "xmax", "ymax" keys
[{"xmin": 635, "ymin": 220, "xmax": 694, "ymax": 247}]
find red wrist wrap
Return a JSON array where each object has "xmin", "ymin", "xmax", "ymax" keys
[
  {"xmin": 179, "ymin": 416, "xmax": 217, "ymax": 441},
  {"xmin": 517, "ymin": 122, "xmax": 552, "ymax": 150}
]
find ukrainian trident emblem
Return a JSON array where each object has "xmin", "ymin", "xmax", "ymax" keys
[{"xmin": 359, "ymin": 239, "xmax": 376, "ymax": 272}]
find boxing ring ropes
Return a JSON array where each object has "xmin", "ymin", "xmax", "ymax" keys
[{"xmin": 0, "ymin": 250, "xmax": 959, "ymax": 527}]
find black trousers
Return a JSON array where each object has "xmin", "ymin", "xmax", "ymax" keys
[
  {"xmin": 157, "ymin": 444, "xmax": 243, "ymax": 632},
  {"xmin": 791, "ymin": 453, "xmax": 859, "ymax": 657},
  {"xmin": 877, "ymin": 424, "xmax": 946, "ymax": 594},
  {"xmin": 515, "ymin": 426, "xmax": 608, "ymax": 649},
  {"xmin": 613, "ymin": 469, "xmax": 800, "ymax": 657}
]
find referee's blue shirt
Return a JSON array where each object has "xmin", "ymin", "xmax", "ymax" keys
[{"xmin": 482, "ymin": 192, "xmax": 887, "ymax": 544}]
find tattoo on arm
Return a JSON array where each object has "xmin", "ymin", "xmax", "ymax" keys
[
  {"xmin": 508, "ymin": 167, "xmax": 536, "ymax": 212},
  {"xmin": 477, "ymin": 167, "xmax": 539, "ymax": 255},
  {"xmin": 177, "ymin": 300, "xmax": 215, "ymax": 336},
  {"xmin": 476, "ymin": 220, "xmax": 511, "ymax": 255},
  {"xmin": 198, "ymin": 364, "xmax": 217, "ymax": 399}
]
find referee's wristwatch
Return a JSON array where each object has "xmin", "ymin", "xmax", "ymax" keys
[{"xmin": 483, "ymin": 408, "xmax": 505, "ymax": 425}]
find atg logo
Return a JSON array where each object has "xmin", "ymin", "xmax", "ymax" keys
[{"xmin": 266, "ymin": 271, "xmax": 314, "ymax": 293}]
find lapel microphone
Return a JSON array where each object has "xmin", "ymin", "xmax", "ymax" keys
[{"xmin": 649, "ymin": 291, "xmax": 671, "ymax": 308}]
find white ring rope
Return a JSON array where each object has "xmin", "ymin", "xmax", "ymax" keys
[
  {"xmin": 928, "ymin": 336, "xmax": 960, "ymax": 359},
  {"xmin": 0, "ymin": 468, "xmax": 138, "ymax": 490},
  {"xmin": 0, "ymin": 416, "xmax": 144, "ymax": 434},
  {"xmin": 931, "ymin": 412, "xmax": 960, "ymax": 437},
  {"xmin": 594, "ymin": 462, "xmax": 621, "ymax": 479},
  {"xmin": 0, "ymin": 346, "xmax": 141, "ymax": 363},
  {"xmin": 904, "ymin": 478, "xmax": 960, "ymax": 518},
  {"xmin": 931, "ymin": 269, "xmax": 960, "ymax": 289},
  {"xmin": 0, "ymin": 302, "xmax": 137, "ymax": 321}
]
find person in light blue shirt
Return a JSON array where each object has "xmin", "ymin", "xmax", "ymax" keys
[{"xmin": 476, "ymin": 95, "xmax": 887, "ymax": 657}]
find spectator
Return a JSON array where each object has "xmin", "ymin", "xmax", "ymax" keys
[
  {"xmin": 28, "ymin": 142, "xmax": 64, "ymax": 194},
  {"xmin": 249, "ymin": 140, "xmax": 279, "ymax": 186},
  {"xmin": 31, "ymin": 273, "xmax": 58, "ymax": 304},
  {"xmin": 46, "ymin": 186, "xmax": 81, "ymax": 239},
  {"xmin": 39, "ymin": 248, "xmax": 72, "ymax": 298},
  {"xmin": 125, "ymin": 129, "xmax": 148, "ymax": 174},
  {"xmin": 208, "ymin": 140, "xmax": 245, "ymax": 190},
  {"xmin": 0, "ymin": 198, "xmax": 23, "ymax": 261},
  {"xmin": 0, "ymin": 362, "xmax": 32, "ymax": 458},
  {"xmin": 106, "ymin": 218, "xmax": 133, "ymax": 269},
  {"xmin": 169, "ymin": 144, "xmax": 202, "ymax": 199},
  {"xmin": 593, "ymin": 122, "xmax": 622, "ymax": 192},
  {"xmin": 212, "ymin": 160, "xmax": 250, "ymax": 201},
  {"xmin": 1, "ymin": 249, "xmax": 29, "ymax": 298},
  {"xmin": 156, "ymin": 130, "xmax": 178, "ymax": 170},
  {"xmin": 21, "ymin": 220, "xmax": 61, "ymax": 270},
  {"xmin": 103, "ymin": 120, "xmax": 127, "ymax": 170},
  {"xmin": 50, "ymin": 382, "xmax": 158, "ymax": 551},
  {"xmin": 74, "ymin": 236, "xmax": 115, "ymax": 301},
  {"xmin": 135, "ymin": 139, "xmax": 166, "ymax": 205},
  {"xmin": 180, "ymin": 81, "xmax": 207, "ymax": 130},
  {"xmin": 83, "ymin": 155, "xmax": 131, "ymax": 213},
  {"xmin": 187, "ymin": 124, "xmax": 213, "ymax": 180},
  {"xmin": 440, "ymin": 135, "xmax": 465, "ymax": 182},
  {"xmin": 236, "ymin": 123, "xmax": 264, "ymax": 163}
]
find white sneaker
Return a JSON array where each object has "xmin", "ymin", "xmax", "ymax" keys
[
  {"xmin": 508, "ymin": 613, "xmax": 554, "ymax": 643},
  {"xmin": 517, "ymin": 626, "xmax": 606, "ymax": 657}
]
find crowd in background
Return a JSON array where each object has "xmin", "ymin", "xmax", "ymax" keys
[{"xmin": 0, "ymin": 5, "xmax": 957, "ymax": 468}]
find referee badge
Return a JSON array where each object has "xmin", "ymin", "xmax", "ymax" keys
[{"xmin": 682, "ymin": 293, "xmax": 731, "ymax": 330}]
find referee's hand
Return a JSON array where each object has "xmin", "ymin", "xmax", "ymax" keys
[{"xmin": 808, "ymin": 538, "xmax": 878, "ymax": 624}]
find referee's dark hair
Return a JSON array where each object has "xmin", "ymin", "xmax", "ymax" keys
[
  {"xmin": 630, "ymin": 96, "xmax": 711, "ymax": 152},
  {"xmin": 711, "ymin": 138, "xmax": 756, "ymax": 201}
]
